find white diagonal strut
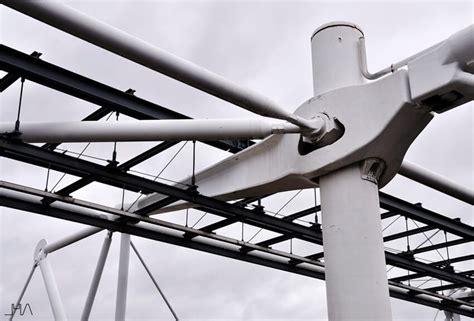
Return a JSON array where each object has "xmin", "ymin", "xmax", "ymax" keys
[{"xmin": 0, "ymin": 0, "xmax": 316, "ymax": 129}]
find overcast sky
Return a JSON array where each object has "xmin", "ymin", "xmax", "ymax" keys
[{"xmin": 0, "ymin": 1, "xmax": 473, "ymax": 320}]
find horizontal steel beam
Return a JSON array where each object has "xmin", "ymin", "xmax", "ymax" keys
[
  {"xmin": 385, "ymin": 252, "xmax": 473, "ymax": 287},
  {"xmin": 41, "ymin": 141, "xmax": 178, "ymax": 205},
  {"xmin": 0, "ymin": 193, "xmax": 326, "ymax": 279},
  {"xmin": 412, "ymin": 238, "xmax": 469, "ymax": 255},
  {"xmin": 1, "ymin": 191, "xmax": 472, "ymax": 317},
  {"xmin": 430, "ymin": 254, "xmax": 474, "ymax": 267},
  {"xmin": 424, "ymin": 283, "xmax": 463, "ymax": 293},
  {"xmin": 0, "ymin": 44, "xmax": 251, "ymax": 153},
  {"xmin": 0, "ymin": 50, "xmax": 41, "ymax": 92},
  {"xmin": 379, "ymin": 192, "xmax": 473, "ymax": 240},
  {"xmin": 1, "ymin": 138, "xmax": 472, "ymax": 287},
  {"xmin": 240, "ymin": 233, "xmax": 297, "ymax": 254},
  {"xmin": 383, "ymin": 225, "xmax": 436, "ymax": 242},
  {"xmin": 283, "ymin": 205, "xmax": 321, "ymax": 222},
  {"xmin": 0, "ymin": 139, "xmax": 323, "ymax": 242}
]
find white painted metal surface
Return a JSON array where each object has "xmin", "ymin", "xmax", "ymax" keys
[
  {"xmin": 311, "ymin": 22, "xmax": 366, "ymax": 94},
  {"xmin": 115, "ymin": 233, "xmax": 131, "ymax": 321},
  {"xmin": 136, "ymin": 24, "xmax": 473, "ymax": 214},
  {"xmin": 1, "ymin": 1, "xmax": 472, "ymax": 319},
  {"xmin": 44, "ymin": 227, "xmax": 103, "ymax": 254},
  {"xmin": 320, "ymin": 164, "xmax": 392, "ymax": 321},
  {"xmin": 8, "ymin": 264, "xmax": 37, "ymax": 321},
  {"xmin": 0, "ymin": 119, "xmax": 302, "ymax": 143},
  {"xmin": 313, "ymin": 23, "xmax": 392, "ymax": 321},
  {"xmin": 35, "ymin": 240, "xmax": 68, "ymax": 320},
  {"xmin": 408, "ymin": 25, "xmax": 474, "ymax": 112},
  {"xmin": 0, "ymin": 0, "xmax": 317, "ymax": 129},
  {"xmin": 399, "ymin": 160, "xmax": 474, "ymax": 205},
  {"xmin": 81, "ymin": 231, "xmax": 113, "ymax": 321}
]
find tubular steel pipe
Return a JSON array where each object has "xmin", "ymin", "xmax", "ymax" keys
[
  {"xmin": 0, "ymin": 0, "xmax": 314, "ymax": 129},
  {"xmin": 0, "ymin": 119, "xmax": 302, "ymax": 143},
  {"xmin": 37, "ymin": 251, "xmax": 68, "ymax": 320},
  {"xmin": 81, "ymin": 231, "xmax": 113, "ymax": 321},
  {"xmin": 44, "ymin": 227, "xmax": 103, "ymax": 254},
  {"xmin": 8, "ymin": 264, "xmax": 37, "ymax": 321},
  {"xmin": 358, "ymin": 37, "xmax": 444, "ymax": 80},
  {"xmin": 115, "ymin": 233, "xmax": 131, "ymax": 321},
  {"xmin": 399, "ymin": 160, "xmax": 474, "ymax": 205}
]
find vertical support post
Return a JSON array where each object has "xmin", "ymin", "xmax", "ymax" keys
[
  {"xmin": 35, "ymin": 239, "xmax": 68, "ymax": 320},
  {"xmin": 81, "ymin": 231, "xmax": 113, "ymax": 321},
  {"xmin": 312, "ymin": 22, "xmax": 392, "ymax": 321},
  {"xmin": 115, "ymin": 233, "xmax": 131, "ymax": 321}
]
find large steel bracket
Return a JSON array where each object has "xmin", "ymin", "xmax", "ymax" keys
[
  {"xmin": 137, "ymin": 25, "xmax": 474, "ymax": 213},
  {"xmin": 138, "ymin": 72, "xmax": 432, "ymax": 212}
]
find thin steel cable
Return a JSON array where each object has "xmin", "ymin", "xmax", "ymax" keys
[
  {"xmin": 383, "ymin": 215, "xmax": 402, "ymax": 232},
  {"xmin": 130, "ymin": 241, "xmax": 179, "ymax": 321},
  {"xmin": 413, "ymin": 229, "xmax": 442, "ymax": 250},
  {"xmin": 411, "ymin": 220, "xmax": 446, "ymax": 261},
  {"xmin": 415, "ymin": 277, "xmax": 434, "ymax": 288},
  {"xmin": 127, "ymin": 169, "xmax": 188, "ymax": 187},
  {"xmin": 191, "ymin": 211, "xmax": 208, "ymax": 228},
  {"xmin": 55, "ymin": 148, "xmax": 110, "ymax": 162},
  {"xmin": 50, "ymin": 142, "xmax": 92, "ymax": 192},
  {"xmin": 127, "ymin": 141, "xmax": 188, "ymax": 211},
  {"xmin": 246, "ymin": 189, "xmax": 302, "ymax": 243}
]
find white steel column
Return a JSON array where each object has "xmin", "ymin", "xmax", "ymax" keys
[
  {"xmin": 313, "ymin": 23, "xmax": 392, "ymax": 320},
  {"xmin": 35, "ymin": 240, "xmax": 68, "ymax": 321},
  {"xmin": 115, "ymin": 233, "xmax": 131, "ymax": 321}
]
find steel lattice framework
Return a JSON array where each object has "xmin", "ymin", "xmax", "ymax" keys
[{"xmin": 0, "ymin": 44, "xmax": 472, "ymax": 317}]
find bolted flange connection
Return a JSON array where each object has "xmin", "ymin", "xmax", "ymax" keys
[{"xmin": 298, "ymin": 112, "xmax": 345, "ymax": 155}]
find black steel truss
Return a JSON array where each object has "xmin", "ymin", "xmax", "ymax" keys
[
  {"xmin": 1, "ymin": 45, "xmax": 472, "ymax": 316},
  {"xmin": 0, "ymin": 45, "xmax": 252, "ymax": 153},
  {"xmin": 1, "ymin": 187, "xmax": 472, "ymax": 317}
]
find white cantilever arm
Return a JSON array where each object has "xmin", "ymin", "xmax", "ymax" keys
[
  {"xmin": 0, "ymin": 0, "xmax": 314, "ymax": 129},
  {"xmin": 0, "ymin": 119, "xmax": 302, "ymax": 143}
]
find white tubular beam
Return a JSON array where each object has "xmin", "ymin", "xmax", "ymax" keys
[
  {"xmin": 8, "ymin": 264, "xmax": 37, "ymax": 321},
  {"xmin": 81, "ymin": 231, "xmax": 113, "ymax": 321},
  {"xmin": 35, "ymin": 240, "xmax": 68, "ymax": 321},
  {"xmin": 0, "ymin": 119, "xmax": 302, "ymax": 143},
  {"xmin": 44, "ymin": 227, "xmax": 103, "ymax": 254},
  {"xmin": 115, "ymin": 233, "xmax": 131, "ymax": 321},
  {"xmin": 399, "ymin": 160, "xmax": 474, "ymax": 205},
  {"xmin": 0, "ymin": 0, "xmax": 314, "ymax": 129}
]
